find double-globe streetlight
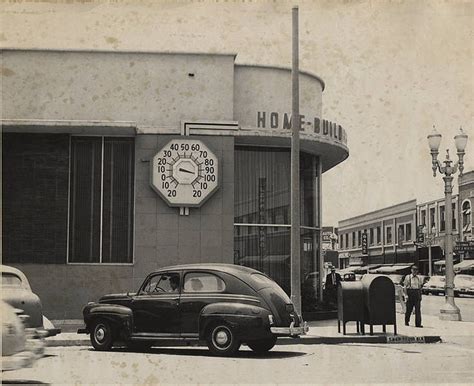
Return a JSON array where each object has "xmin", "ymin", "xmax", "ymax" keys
[{"xmin": 427, "ymin": 127, "xmax": 468, "ymax": 321}]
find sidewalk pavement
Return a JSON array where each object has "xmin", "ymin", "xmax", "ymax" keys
[{"xmin": 47, "ymin": 312, "xmax": 474, "ymax": 347}]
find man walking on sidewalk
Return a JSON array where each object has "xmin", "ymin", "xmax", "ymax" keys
[{"xmin": 403, "ymin": 265, "xmax": 423, "ymax": 327}]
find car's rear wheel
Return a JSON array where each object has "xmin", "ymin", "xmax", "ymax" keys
[
  {"xmin": 91, "ymin": 320, "xmax": 114, "ymax": 351},
  {"xmin": 247, "ymin": 336, "xmax": 277, "ymax": 354},
  {"xmin": 206, "ymin": 324, "xmax": 240, "ymax": 356}
]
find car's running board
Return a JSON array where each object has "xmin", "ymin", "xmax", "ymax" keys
[{"xmin": 130, "ymin": 334, "xmax": 199, "ymax": 342}]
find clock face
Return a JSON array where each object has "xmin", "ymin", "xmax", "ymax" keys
[{"xmin": 151, "ymin": 139, "xmax": 219, "ymax": 207}]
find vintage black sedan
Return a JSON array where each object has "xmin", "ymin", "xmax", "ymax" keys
[{"xmin": 78, "ymin": 264, "xmax": 308, "ymax": 356}]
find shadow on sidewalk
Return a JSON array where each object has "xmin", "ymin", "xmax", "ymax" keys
[{"xmin": 94, "ymin": 346, "xmax": 307, "ymax": 359}]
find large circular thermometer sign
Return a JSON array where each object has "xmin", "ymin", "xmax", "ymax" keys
[{"xmin": 151, "ymin": 139, "xmax": 219, "ymax": 207}]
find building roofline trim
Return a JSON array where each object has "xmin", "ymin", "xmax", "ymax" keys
[
  {"xmin": 417, "ymin": 195, "xmax": 458, "ymax": 208},
  {"xmin": 338, "ymin": 199, "xmax": 417, "ymax": 227},
  {"xmin": 0, "ymin": 47, "xmax": 238, "ymax": 58},
  {"xmin": 235, "ymin": 63, "xmax": 325, "ymax": 91}
]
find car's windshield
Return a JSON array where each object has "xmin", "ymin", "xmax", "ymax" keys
[
  {"xmin": 141, "ymin": 273, "xmax": 180, "ymax": 294},
  {"xmin": 2, "ymin": 272, "xmax": 22, "ymax": 287}
]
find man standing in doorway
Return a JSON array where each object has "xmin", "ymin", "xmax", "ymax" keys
[
  {"xmin": 324, "ymin": 267, "xmax": 341, "ymax": 307},
  {"xmin": 403, "ymin": 265, "xmax": 423, "ymax": 327}
]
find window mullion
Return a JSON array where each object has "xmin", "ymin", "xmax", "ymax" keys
[{"xmin": 99, "ymin": 137, "xmax": 104, "ymax": 263}]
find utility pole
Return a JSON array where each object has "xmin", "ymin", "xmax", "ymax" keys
[{"xmin": 290, "ymin": 6, "xmax": 302, "ymax": 315}]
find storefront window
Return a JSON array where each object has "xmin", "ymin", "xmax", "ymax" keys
[
  {"xmin": 462, "ymin": 200, "xmax": 471, "ymax": 233},
  {"xmin": 421, "ymin": 209, "xmax": 427, "ymax": 226},
  {"xmin": 406, "ymin": 223, "xmax": 412, "ymax": 241},
  {"xmin": 68, "ymin": 137, "xmax": 134, "ymax": 264},
  {"xmin": 452, "ymin": 203, "xmax": 457, "ymax": 230},
  {"xmin": 2, "ymin": 133, "xmax": 69, "ymax": 264},
  {"xmin": 234, "ymin": 147, "xmax": 320, "ymax": 306},
  {"xmin": 386, "ymin": 226, "xmax": 393, "ymax": 244},
  {"xmin": 430, "ymin": 207, "xmax": 436, "ymax": 231},
  {"xmin": 440, "ymin": 205, "xmax": 446, "ymax": 232}
]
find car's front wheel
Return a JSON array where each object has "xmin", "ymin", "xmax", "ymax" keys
[
  {"xmin": 90, "ymin": 320, "xmax": 114, "ymax": 351},
  {"xmin": 247, "ymin": 336, "xmax": 277, "ymax": 354},
  {"xmin": 206, "ymin": 324, "xmax": 240, "ymax": 356}
]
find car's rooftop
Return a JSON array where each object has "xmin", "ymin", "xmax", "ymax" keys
[{"xmin": 151, "ymin": 263, "xmax": 259, "ymax": 276}]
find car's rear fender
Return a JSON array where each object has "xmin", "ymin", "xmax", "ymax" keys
[
  {"xmin": 199, "ymin": 302, "xmax": 273, "ymax": 341},
  {"xmin": 82, "ymin": 303, "xmax": 133, "ymax": 338}
]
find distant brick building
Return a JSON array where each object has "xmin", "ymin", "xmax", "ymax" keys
[{"xmin": 338, "ymin": 171, "xmax": 473, "ymax": 274}]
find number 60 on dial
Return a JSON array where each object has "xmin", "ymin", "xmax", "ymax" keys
[{"xmin": 150, "ymin": 139, "xmax": 219, "ymax": 207}]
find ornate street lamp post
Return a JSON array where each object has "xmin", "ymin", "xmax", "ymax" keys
[{"xmin": 427, "ymin": 127, "xmax": 468, "ymax": 321}]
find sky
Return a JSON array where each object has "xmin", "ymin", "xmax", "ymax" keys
[{"xmin": 1, "ymin": 0, "xmax": 472, "ymax": 226}]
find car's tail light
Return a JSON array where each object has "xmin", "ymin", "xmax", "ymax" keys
[{"xmin": 268, "ymin": 315, "xmax": 274, "ymax": 326}]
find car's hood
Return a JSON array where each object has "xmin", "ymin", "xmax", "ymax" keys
[{"xmin": 99, "ymin": 293, "xmax": 135, "ymax": 303}]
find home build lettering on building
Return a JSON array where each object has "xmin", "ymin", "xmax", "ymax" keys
[{"xmin": 256, "ymin": 111, "xmax": 347, "ymax": 144}]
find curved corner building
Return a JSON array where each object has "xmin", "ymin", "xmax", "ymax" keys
[{"xmin": 1, "ymin": 49, "xmax": 349, "ymax": 318}]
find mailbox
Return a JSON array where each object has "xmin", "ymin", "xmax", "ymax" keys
[
  {"xmin": 337, "ymin": 281, "xmax": 365, "ymax": 335},
  {"xmin": 361, "ymin": 274, "xmax": 397, "ymax": 335}
]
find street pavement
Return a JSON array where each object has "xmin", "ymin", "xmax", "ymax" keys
[
  {"xmin": 2, "ymin": 338, "xmax": 473, "ymax": 384},
  {"xmin": 3, "ymin": 296, "xmax": 473, "ymax": 384}
]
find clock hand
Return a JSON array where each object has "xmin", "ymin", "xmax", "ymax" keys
[{"xmin": 179, "ymin": 168, "xmax": 194, "ymax": 174}]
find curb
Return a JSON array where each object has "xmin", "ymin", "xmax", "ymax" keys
[
  {"xmin": 46, "ymin": 335, "xmax": 442, "ymax": 347},
  {"xmin": 277, "ymin": 335, "xmax": 442, "ymax": 345}
]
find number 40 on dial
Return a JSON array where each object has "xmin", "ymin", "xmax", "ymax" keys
[{"xmin": 151, "ymin": 139, "xmax": 219, "ymax": 207}]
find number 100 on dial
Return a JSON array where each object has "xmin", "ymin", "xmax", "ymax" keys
[{"xmin": 151, "ymin": 139, "xmax": 219, "ymax": 207}]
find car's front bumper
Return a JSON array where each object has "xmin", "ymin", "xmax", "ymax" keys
[
  {"xmin": 2, "ymin": 333, "xmax": 44, "ymax": 372},
  {"xmin": 455, "ymin": 289, "xmax": 474, "ymax": 296},
  {"xmin": 24, "ymin": 329, "xmax": 46, "ymax": 358},
  {"xmin": 270, "ymin": 321, "xmax": 309, "ymax": 336},
  {"xmin": 1, "ymin": 350, "xmax": 37, "ymax": 372}
]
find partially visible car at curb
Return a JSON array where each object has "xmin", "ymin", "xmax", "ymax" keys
[
  {"xmin": 454, "ymin": 274, "xmax": 474, "ymax": 297},
  {"xmin": 1, "ymin": 265, "xmax": 61, "ymax": 338},
  {"xmin": 422, "ymin": 275, "xmax": 445, "ymax": 296},
  {"xmin": 1, "ymin": 301, "xmax": 45, "ymax": 372}
]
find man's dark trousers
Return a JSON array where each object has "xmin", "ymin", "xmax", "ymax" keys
[{"xmin": 405, "ymin": 289, "xmax": 422, "ymax": 326}]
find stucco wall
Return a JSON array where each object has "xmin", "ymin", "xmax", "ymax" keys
[
  {"xmin": 11, "ymin": 134, "xmax": 234, "ymax": 320},
  {"xmin": 233, "ymin": 65, "xmax": 323, "ymax": 130},
  {"xmin": 1, "ymin": 50, "xmax": 235, "ymax": 127},
  {"xmin": 132, "ymin": 134, "xmax": 235, "ymax": 291}
]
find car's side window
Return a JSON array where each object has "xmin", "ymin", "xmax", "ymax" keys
[
  {"xmin": 141, "ymin": 273, "xmax": 180, "ymax": 295},
  {"xmin": 183, "ymin": 272, "xmax": 226, "ymax": 293}
]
